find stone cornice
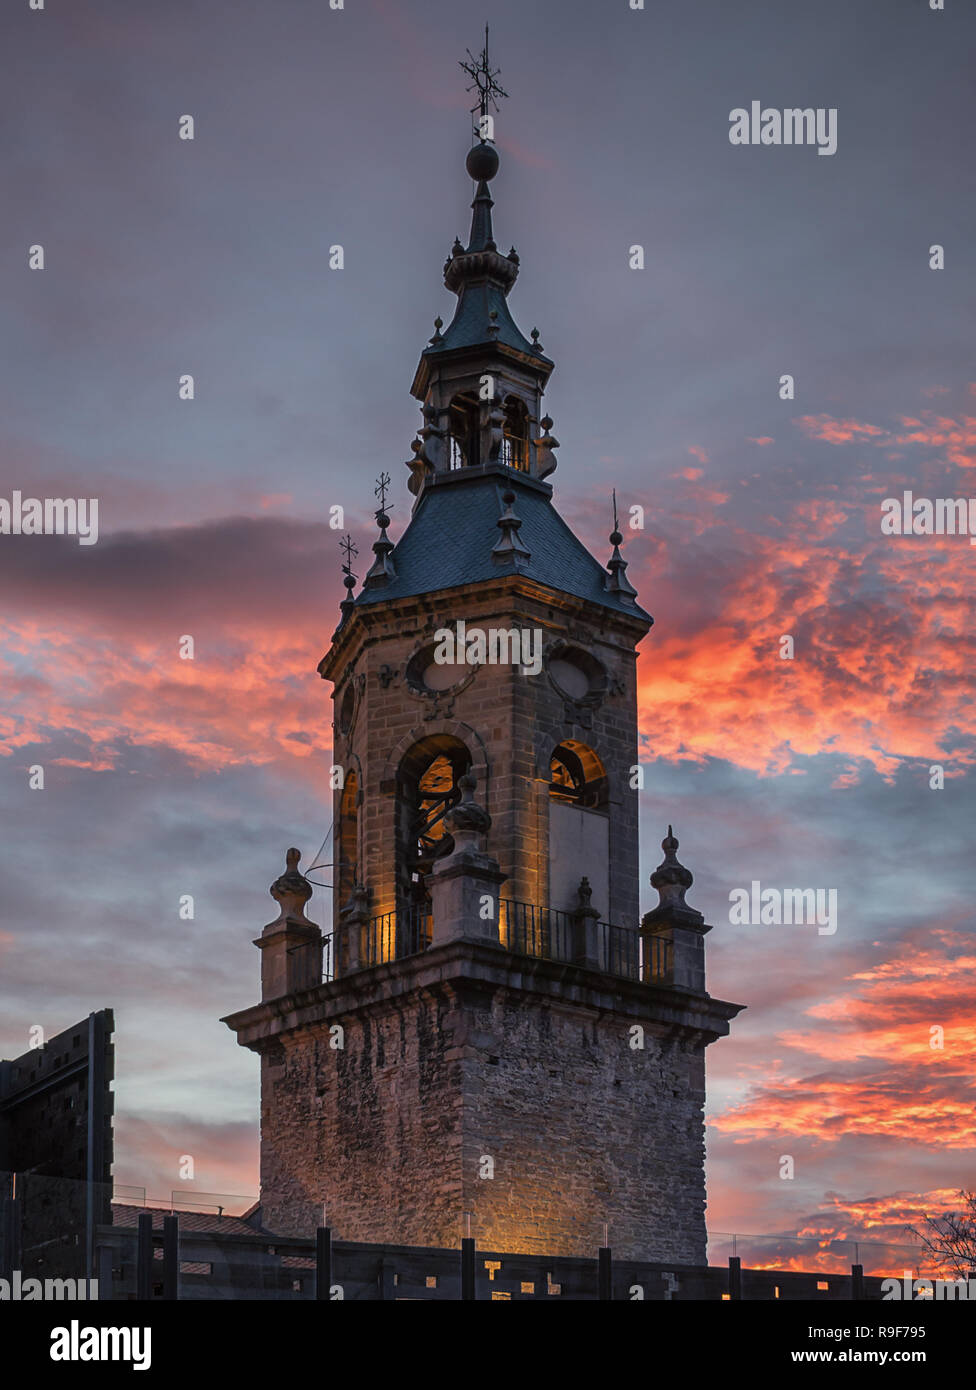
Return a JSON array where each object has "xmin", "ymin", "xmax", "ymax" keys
[
  {"xmin": 221, "ymin": 938, "xmax": 745, "ymax": 1053},
  {"xmin": 318, "ymin": 576, "xmax": 650, "ymax": 684}
]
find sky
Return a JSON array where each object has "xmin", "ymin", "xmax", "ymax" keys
[{"xmin": 1, "ymin": 0, "xmax": 974, "ymax": 1275}]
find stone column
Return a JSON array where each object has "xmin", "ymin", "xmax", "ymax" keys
[
  {"xmin": 427, "ymin": 772, "xmax": 507, "ymax": 947},
  {"xmin": 255, "ymin": 849, "xmax": 322, "ymax": 1001},
  {"xmin": 640, "ymin": 827, "xmax": 711, "ymax": 993}
]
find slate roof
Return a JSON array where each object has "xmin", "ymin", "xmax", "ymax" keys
[
  {"xmin": 111, "ymin": 1203, "xmax": 263, "ymax": 1235},
  {"xmin": 354, "ymin": 468, "xmax": 652, "ymax": 623},
  {"xmin": 431, "ymin": 277, "xmax": 536, "ymax": 357}
]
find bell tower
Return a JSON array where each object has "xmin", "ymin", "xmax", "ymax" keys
[
  {"xmin": 224, "ymin": 44, "xmax": 743, "ymax": 1264},
  {"xmin": 321, "ymin": 123, "xmax": 654, "ymax": 943}
]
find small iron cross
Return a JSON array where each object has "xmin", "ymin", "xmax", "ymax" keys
[
  {"xmin": 460, "ymin": 25, "xmax": 508, "ymax": 120},
  {"xmin": 374, "ymin": 471, "xmax": 392, "ymax": 515},
  {"xmin": 340, "ymin": 533, "xmax": 359, "ymax": 576}
]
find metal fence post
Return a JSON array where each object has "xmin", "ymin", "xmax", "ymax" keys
[
  {"xmin": 162, "ymin": 1214, "xmax": 179, "ymax": 1300},
  {"xmin": 461, "ymin": 1237, "xmax": 476, "ymax": 1301},
  {"xmin": 728, "ymin": 1255, "xmax": 742, "ymax": 1300},
  {"xmin": 136, "ymin": 1213, "xmax": 153, "ymax": 1300},
  {"xmin": 1, "ymin": 1194, "xmax": 21, "ymax": 1276},
  {"xmin": 96, "ymin": 1242, "xmax": 113, "ymax": 1300},
  {"xmin": 598, "ymin": 1245, "xmax": 613, "ymax": 1301}
]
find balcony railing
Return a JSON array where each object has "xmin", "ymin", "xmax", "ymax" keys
[
  {"xmin": 322, "ymin": 899, "xmax": 672, "ymax": 986},
  {"xmin": 498, "ymin": 898, "xmax": 574, "ymax": 960},
  {"xmin": 325, "ymin": 907, "xmax": 432, "ymax": 980}
]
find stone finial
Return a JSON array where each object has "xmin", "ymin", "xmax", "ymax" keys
[
  {"xmin": 647, "ymin": 826, "xmax": 704, "ymax": 925},
  {"xmin": 604, "ymin": 494, "xmax": 638, "ymax": 603},
  {"xmin": 338, "ymin": 570, "xmax": 357, "ymax": 626},
  {"xmin": 571, "ymin": 876, "xmax": 602, "ymax": 969},
  {"xmin": 364, "ymin": 503, "xmax": 397, "ymax": 588},
  {"xmin": 339, "ymin": 881, "xmax": 370, "ymax": 921},
  {"xmin": 405, "ymin": 436, "xmax": 430, "ymax": 496},
  {"xmin": 443, "ymin": 771, "xmax": 491, "ymax": 841},
  {"xmin": 269, "ymin": 848, "xmax": 314, "ymax": 925},
  {"xmin": 534, "ymin": 415, "xmax": 559, "ymax": 480},
  {"xmin": 491, "ymin": 489, "xmax": 531, "ymax": 566}
]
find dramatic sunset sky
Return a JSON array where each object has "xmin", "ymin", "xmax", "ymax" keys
[{"xmin": 2, "ymin": 0, "xmax": 973, "ymax": 1273}]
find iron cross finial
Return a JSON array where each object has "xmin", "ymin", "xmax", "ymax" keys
[
  {"xmin": 374, "ymin": 471, "xmax": 392, "ymax": 516},
  {"xmin": 460, "ymin": 24, "xmax": 508, "ymax": 122},
  {"xmin": 340, "ymin": 532, "xmax": 359, "ymax": 576}
]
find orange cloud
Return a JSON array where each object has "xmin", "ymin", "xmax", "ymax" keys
[
  {"xmin": 796, "ymin": 415, "xmax": 887, "ymax": 445},
  {"xmin": 797, "ymin": 409, "xmax": 976, "ymax": 467},
  {"xmin": 0, "ymin": 619, "xmax": 332, "ymax": 776},
  {"xmin": 629, "ymin": 483, "xmax": 976, "ymax": 778},
  {"xmin": 712, "ymin": 932, "xmax": 976, "ymax": 1150}
]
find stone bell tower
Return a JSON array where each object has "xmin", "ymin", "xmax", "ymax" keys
[
  {"xmin": 321, "ymin": 132, "xmax": 655, "ymax": 939},
  {"xmin": 224, "ymin": 74, "xmax": 743, "ymax": 1262}
]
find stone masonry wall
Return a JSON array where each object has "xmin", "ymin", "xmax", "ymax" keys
[
  {"xmin": 258, "ymin": 986, "xmax": 463, "ymax": 1243},
  {"xmin": 256, "ymin": 968, "xmax": 708, "ymax": 1263},
  {"xmin": 329, "ymin": 584, "xmax": 645, "ymax": 931},
  {"xmin": 459, "ymin": 991, "xmax": 708, "ymax": 1263}
]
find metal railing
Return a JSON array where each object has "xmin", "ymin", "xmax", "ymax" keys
[
  {"xmin": 499, "ymin": 437, "xmax": 529, "ymax": 471},
  {"xmin": 639, "ymin": 932, "xmax": 673, "ymax": 983},
  {"xmin": 323, "ymin": 901, "xmax": 672, "ymax": 986},
  {"xmin": 325, "ymin": 907, "xmax": 431, "ymax": 980},
  {"xmin": 496, "ymin": 900, "xmax": 672, "ymax": 984},
  {"xmin": 498, "ymin": 899, "xmax": 574, "ymax": 960},
  {"xmin": 361, "ymin": 908, "xmax": 432, "ymax": 964}
]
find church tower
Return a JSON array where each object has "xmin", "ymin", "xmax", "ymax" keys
[{"xmin": 224, "ymin": 74, "xmax": 742, "ymax": 1263}]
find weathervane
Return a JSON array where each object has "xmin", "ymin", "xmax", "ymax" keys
[
  {"xmin": 460, "ymin": 24, "xmax": 508, "ymax": 131},
  {"xmin": 374, "ymin": 471, "xmax": 392, "ymax": 519},
  {"xmin": 340, "ymin": 532, "xmax": 359, "ymax": 579}
]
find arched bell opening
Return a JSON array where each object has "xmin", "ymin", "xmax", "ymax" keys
[
  {"xmin": 448, "ymin": 393, "xmax": 480, "ymax": 470},
  {"xmin": 549, "ymin": 741, "xmax": 609, "ymax": 810},
  {"xmin": 548, "ymin": 741, "xmax": 610, "ymax": 916},
  {"xmin": 500, "ymin": 395, "xmax": 530, "ymax": 471},
  {"xmin": 396, "ymin": 735, "xmax": 473, "ymax": 918}
]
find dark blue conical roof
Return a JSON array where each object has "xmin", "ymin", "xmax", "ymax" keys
[{"xmin": 354, "ymin": 468, "xmax": 652, "ymax": 624}]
